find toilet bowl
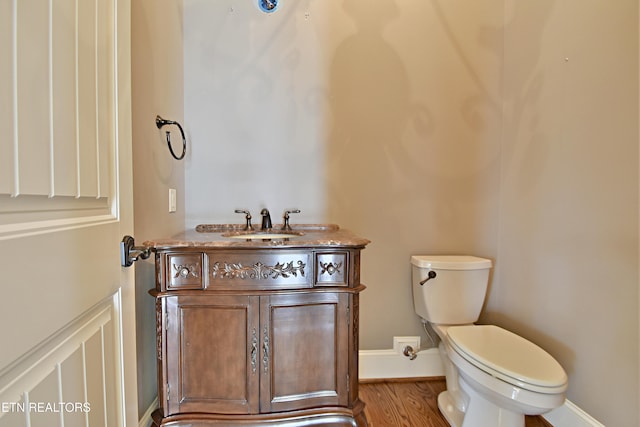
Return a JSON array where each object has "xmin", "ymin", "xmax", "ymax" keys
[
  {"xmin": 436, "ymin": 324, "xmax": 567, "ymax": 427},
  {"xmin": 411, "ymin": 256, "xmax": 568, "ymax": 427}
]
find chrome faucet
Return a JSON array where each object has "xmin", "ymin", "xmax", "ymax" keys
[
  {"xmin": 234, "ymin": 209, "xmax": 254, "ymax": 230},
  {"xmin": 281, "ymin": 209, "xmax": 300, "ymax": 230},
  {"xmin": 260, "ymin": 208, "xmax": 272, "ymax": 230}
]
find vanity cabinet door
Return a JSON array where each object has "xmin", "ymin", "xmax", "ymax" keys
[
  {"xmin": 164, "ymin": 295, "xmax": 260, "ymax": 415},
  {"xmin": 260, "ymin": 292, "xmax": 349, "ymax": 413}
]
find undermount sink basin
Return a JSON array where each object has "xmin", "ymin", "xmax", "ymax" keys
[{"xmin": 223, "ymin": 231, "xmax": 304, "ymax": 240}]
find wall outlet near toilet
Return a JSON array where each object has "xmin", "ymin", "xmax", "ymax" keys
[{"xmin": 393, "ymin": 336, "xmax": 421, "ymax": 354}]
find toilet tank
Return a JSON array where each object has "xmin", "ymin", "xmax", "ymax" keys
[{"xmin": 411, "ymin": 255, "xmax": 492, "ymax": 325}]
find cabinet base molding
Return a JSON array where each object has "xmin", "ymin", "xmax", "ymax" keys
[{"xmin": 151, "ymin": 400, "xmax": 368, "ymax": 427}]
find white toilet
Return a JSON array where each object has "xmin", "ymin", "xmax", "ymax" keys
[{"xmin": 411, "ymin": 255, "xmax": 568, "ymax": 427}]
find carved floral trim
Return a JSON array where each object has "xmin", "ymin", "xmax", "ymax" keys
[
  {"xmin": 173, "ymin": 263, "xmax": 200, "ymax": 279},
  {"xmin": 210, "ymin": 260, "xmax": 306, "ymax": 280},
  {"xmin": 319, "ymin": 261, "xmax": 342, "ymax": 276}
]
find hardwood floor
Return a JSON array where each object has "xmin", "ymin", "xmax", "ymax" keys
[{"xmin": 359, "ymin": 379, "xmax": 553, "ymax": 427}]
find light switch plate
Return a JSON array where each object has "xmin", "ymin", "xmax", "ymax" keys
[{"xmin": 169, "ymin": 188, "xmax": 177, "ymax": 212}]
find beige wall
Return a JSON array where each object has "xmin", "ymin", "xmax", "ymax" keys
[
  {"xmin": 132, "ymin": 0, "xmax": 639, "ymax": 424},
  {"xmin": 131, "ymin": 0, "xmax": 185, "ymax": 417},
  {"xmin": 322, "ymin": 0, "xmax": 503, "ymax": 350},
  {"xmin": 482, "ymin": 1, "xmax": 639, "ymax": 425}
]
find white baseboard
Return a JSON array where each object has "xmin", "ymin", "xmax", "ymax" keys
[
  {"xmin": 138, "ymin": 397, "xmax": 158, "ymax": 427},
  {"xmin": 358, "ymin": 349, "xmax": 604, "ymax": 427},
  {"xmin": 359, "ymin": 347, "xmax": 444, "ymax": 379},
  {"xmin": 543, "ymin": 399, "xmax": 605, "ymax": 427}
]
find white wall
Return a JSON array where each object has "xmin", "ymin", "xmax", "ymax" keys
[{"xmin": 183, "ymin": 0, "xmax": 334, "ymax": 225}]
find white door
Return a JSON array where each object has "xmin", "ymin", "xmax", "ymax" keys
[{"xmin": 0, "ymin": 0, "xmax": 137, "ymax": 425}]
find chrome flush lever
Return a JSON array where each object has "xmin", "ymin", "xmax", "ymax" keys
[{"xmin": 419, "ymin": 270, "xmax": 437, "ymax": 286}]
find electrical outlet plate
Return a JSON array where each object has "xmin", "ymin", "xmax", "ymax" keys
[{"xmin": 393, "ymin": 336, "xmax": 421, "ymax": 354}]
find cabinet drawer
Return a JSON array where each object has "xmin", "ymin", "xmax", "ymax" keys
[
  {"xmin": 207, "ymin": 251, "xmax": 311, "ymax": 290},
  {"xmin": 315, "ymin": 252, "xmax": 348, "ymax": 287},
  {"xmin": 166, "ymin": 253, "xmax": 204, "ymax": 290}
]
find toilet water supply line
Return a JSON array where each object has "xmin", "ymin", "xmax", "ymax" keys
[
  {"xmin": 403, "ymin": 345, "xmax": 418, "ymax": 360},
  {"xmin": 402, "ymin": 321, "xmax": 438, "ymax": 361},
  {"xmin": 403, "ymin": 270, "xmax": 439, "ymax": 360}
]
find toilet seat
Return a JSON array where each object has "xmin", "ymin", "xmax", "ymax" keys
[{"xmin": 447, "ymin": 325, "xmax": 568, "ymax": 394}]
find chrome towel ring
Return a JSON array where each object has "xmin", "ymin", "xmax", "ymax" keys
[{"xmin": 156, "ymin": 115, "xmax": 187, "ymax": 160}]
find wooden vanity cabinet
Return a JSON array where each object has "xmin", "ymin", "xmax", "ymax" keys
[{"xmin": 151, "ymin": 248, "xmax": 367, "ymax": 427}]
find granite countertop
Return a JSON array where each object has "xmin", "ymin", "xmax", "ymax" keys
[{"xmin": 144, "ymin": 224, "xmax": 371, "ymax": 250}]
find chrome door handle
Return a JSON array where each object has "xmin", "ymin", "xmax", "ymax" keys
[
  {"xmin": 251, "ymin": 328, "xmax": 258, "ymax": 373},
  {"xmin": 262, "ymin": 326, "xmax": 269, "ymax": 373},
  {"xmin": 120, "ymin": 235, "xmax": 152, "ymax": 267}
]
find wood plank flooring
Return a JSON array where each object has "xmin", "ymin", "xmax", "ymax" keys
[{"xmin": 359, "ymin": 379, "xmax": 552, "ymax": 427}]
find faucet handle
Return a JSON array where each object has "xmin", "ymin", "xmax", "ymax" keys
[
  {"xmin": 234, "ymin": 209, "xmax": 253, "ymax": 230},
  {"xmin": 281, "ymin": 209, "xmax": 301, "ymax": 230}
]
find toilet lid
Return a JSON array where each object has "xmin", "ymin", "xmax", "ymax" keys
[
  {"xmin": 410, "ymin": 255, "xmax": 492, "ymax": 270},
  {"xmin": 447, "ymin": 325, "xmax": 568, "ymax": 390}
]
